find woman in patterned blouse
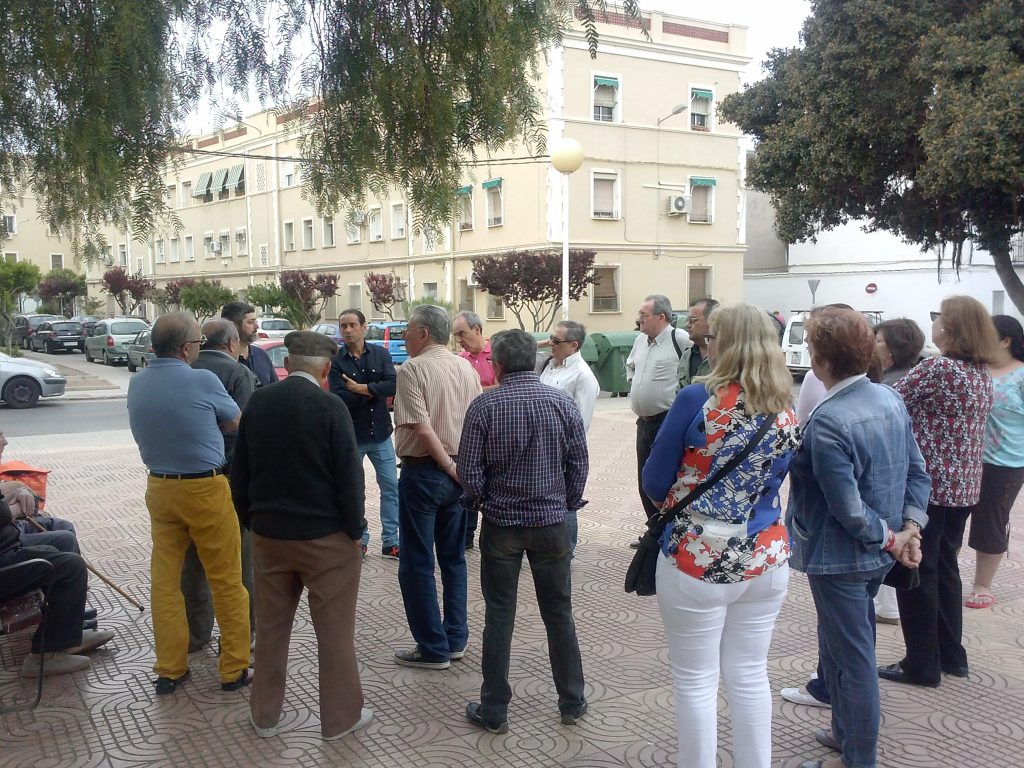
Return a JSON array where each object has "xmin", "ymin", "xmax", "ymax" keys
[
  {"xmin": 643, "ymin": 303, "xmax": 800, "ymax": 768},
  {"xmin": 880, "ymin": 296, "xmax": 1000, "ymax": 688}
]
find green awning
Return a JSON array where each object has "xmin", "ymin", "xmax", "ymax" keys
[
  {"xmin": 690, "ymin": 176, "xmax": 717, "ymax": 187},
  {"xmin": 691, "ymin": 88, "xmax": 714, "ymax": 101},
  {"xmin": 482, "ymin": 178, "xmax": 502, "ymax": 190},
  {"xmin": 211, "ymin": 168, "xmax": 229, "ymax": 193},
  {"xmin": 456, "ymin": 185, "xmax": 472, "ymax": 195},
  {"xmin": 193, "ymin": 172, "xmax": 212, "ymax": 196},
  {"xmin": 226, "ymin": 163, "xmax": 244, "ymax": 188},
  {"xmin": 594, "ymin": 76, "xmax": 619, "ymax": 88}
]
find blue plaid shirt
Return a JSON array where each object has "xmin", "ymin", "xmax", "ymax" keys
[{"xmin": 457, "ymin": 371, "xmax": 589, "ymax": 527}]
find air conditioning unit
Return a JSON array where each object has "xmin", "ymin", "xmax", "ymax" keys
[
  {"xmin": 667, "ymin": 194, "xmax": 690, "ymax": 216},
  {"xmin": 352, "ymin": 212, "xmax": 367, "ymax": 225},
  {"xmin": 467, "ymin": 271, "xmax": 478, "ymax": 287}
]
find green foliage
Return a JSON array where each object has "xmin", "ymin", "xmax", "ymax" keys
[
  {"xmin": 245, "ymin": 282, "xmax": 292, "ymax": 316},
  {"xmin": 83, "ymin": 296, "xmax": 105, "ymax": 315},
  {"xmin": 364, "ymin": 271, "xmax": 405, "ymax": 320},
  {"xmin": 403, "ymin": 296, "xmax": 454, "ymax": 319},
  {"xmin": 178, "ymin": 278, "xmax": 236, "ymax": 322},
  {"xmin": 100, "ymin": 267, "xmax": 155, "ymax": 316},
  {"xmin": 279, "ymin": 270, "xmax": 339, "ymax": 329},
  {"xmin": 471, "ymin": 248, "xmax": 596, "ymax": 331},
  {"xmin": 37, "ymin": 268, "xmax": 87, "ymax": 317},
  {"xmin": 720, "ymin": 0, "xmax": 1024, "ymax": 312},
  {"xmin": 0, "ymin": 260, "xmax": 42, "ymax": 345}
]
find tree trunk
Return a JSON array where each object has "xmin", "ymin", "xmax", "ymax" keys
[{"xmin": 991, "ymin": 250, "xmax": 1024, "ymax": 315}]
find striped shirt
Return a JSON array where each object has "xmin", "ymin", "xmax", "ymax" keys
[{"xmin": 394, "ymin": 344, "xmax": 482, "ymax": 457}]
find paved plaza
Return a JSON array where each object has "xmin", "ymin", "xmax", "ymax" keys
[{"xmin": 2, "ymin": 397, "xmax": 1023, "ymax": 767}]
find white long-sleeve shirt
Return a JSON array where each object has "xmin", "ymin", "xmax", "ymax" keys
[{"xmin": 540, "ymin": 352, "xmax": 600, "ymax": 431}]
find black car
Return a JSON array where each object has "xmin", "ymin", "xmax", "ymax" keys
[
  {"xmin": 69, "ymin": 315, "xmax": 99, "ymax": 352},
  {"xmin": 10, "ymin": 314, "xmax": 61, "ymax": 349},
  {"xmin": 30, "ymin": 320, "xmax": 85, "ymax": 354}
]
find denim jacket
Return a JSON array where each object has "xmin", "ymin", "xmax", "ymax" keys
[{"xmin": 787, "ymin": 377, "xmax": 930, "ymax": 575}]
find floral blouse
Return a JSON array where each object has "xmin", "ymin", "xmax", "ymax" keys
[{"xmin": 894, "ymin": 356, "xmax": 993, "ymax": 507}]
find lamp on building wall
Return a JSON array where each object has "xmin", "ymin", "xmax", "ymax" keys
[
  {"xmin": 550, "ymin": 138, "xmax": 584, "ymax": 321},
  {"xmin": 231, "ymin": 114, "xmax": 263, "ymax": 135},
  {"xmin": 657, "ymin": 103, "xmax": 688, "ymax": 126}
]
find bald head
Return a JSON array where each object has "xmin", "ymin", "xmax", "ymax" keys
[
  {"xmin": 201, "ymin": 318, "xmax": 239, "ymax": 351},
  {"xmin": 153, "ymin": 312, "xmax": 201, "ymax": 359}
]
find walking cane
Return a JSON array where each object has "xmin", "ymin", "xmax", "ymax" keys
[{"xmin": 26, "ymin": 516, "xmax": 146, "ymax": 613}]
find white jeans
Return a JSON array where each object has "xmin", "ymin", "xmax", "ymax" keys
[{"xmin": 656, "ymin": 556, "xmax": 789, "ymax": 768}]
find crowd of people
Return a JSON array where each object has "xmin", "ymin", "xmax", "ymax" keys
[{"xmin": 2, "ymin": 293, "xmax": 1021, "ymax": 768}]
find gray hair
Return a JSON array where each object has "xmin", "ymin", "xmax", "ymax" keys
[
  {"xmin": 645, "ymin": 294, "xmax": 673, "ymax": 321},
  {"xmin": 287, "ymin": 353, "xmax": 330, "ymax": 375},
  {"xmin": 490, "ymin": 329, "xmax": 537, "ymax": 373},
  {"xmin": 152, "ymin": 312, "xmax": 198, "ymax": 357},
  {"xmin": 456, "ymin": 310, "xmax": 483, "ymax": 332},
  {"xmin": 410, "ymin": 304, "xmax": 451, "ymax": 344},
  {"xmin": 557, "ymin": 320, "xmax": 586, "ymax": 347},
  {"xmin": 201, "ymin": 318, "xmax": 238, "ymax": 350}
]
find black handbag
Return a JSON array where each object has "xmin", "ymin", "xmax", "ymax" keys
[
  {"xmin": 883, "ymin": 561, "xmax": 921, "ymax": 590},
  {"xmin": 625, "ymin": 416, "xmax": 775, "ymax": 596}
]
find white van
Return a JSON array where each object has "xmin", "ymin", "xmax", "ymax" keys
[{"xmin": 782, "ymin": 310, "xmax": 883, "ymax": 375}]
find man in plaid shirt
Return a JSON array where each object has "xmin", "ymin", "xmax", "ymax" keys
[{"xmin": 457, "ymin": 329, "xmax": 589, "ymax": 734}]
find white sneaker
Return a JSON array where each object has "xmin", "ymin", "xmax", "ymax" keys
[
  {"xmin": 780, "ymin": 686, "xmax": 830, "ymax": 708},
  {"xmin": 67, "ymin": 629, "xmax": 115, "ymax": 654},
  {"xmin": 324, "ymin": 708, "xmax": 373, "ymax": 741},
  {"xmin": 250, "ymin": 713, "xmax": 279, "ymax": 738},
  {"xmin": 21, "ymin": 652, "xmax": 91, "ymax": 677}
]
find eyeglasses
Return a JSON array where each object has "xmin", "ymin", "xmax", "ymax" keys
[
  {"xmin": 637, "ymin": 312, "xmax": 652, "ymax": 320},
  {"xmin": 703, "ymin": 334, "xmax": 716, "ymax": 345},
  {"xmin": 685, "ymin": 316, "xmax": 702, "ymax": 327},
  {"xmin": 549, "ymin": 336, "xmax": 570, "ymax": 345},
  {"xmin": 930, "ymin": 311, "xmax": 941, "ymax": 322},
  {"xmin": 185, "ymin": 334, "xmax": 207, "ymax": 346}
]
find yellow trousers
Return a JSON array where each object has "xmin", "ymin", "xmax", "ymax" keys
[{"xmin": 146, "ymin": 475, "xmax": 250, "ymax": 682}]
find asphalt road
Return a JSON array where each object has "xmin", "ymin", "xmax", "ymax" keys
[{"xmin": 1, "ymin": 398, "xmax": 129, "ymax": 437}]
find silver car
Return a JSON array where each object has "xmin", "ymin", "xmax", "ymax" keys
[
  {"xmin": 0, "ymin": 352, "xmax": 67, "ymax": 409},
  {"xmin": 84, "ymin": 318, "xmax": 152, "ymax": 365}
]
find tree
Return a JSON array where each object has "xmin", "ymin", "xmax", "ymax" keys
[
  {"xmin": 720, "ymin": 0, "xmax": 1024, "ymax": 313},
  {"xmin": 245, "ymin": 282, "xmax": 292, "ymax": 316},
  {"xmin": 1, "ymin": 2, "xmax": 643, "ymax": 261},
  {"xmin": 471, "ymin": 249, "xmax": 596, "ymax": 331},
  {"xmin": 37, "ymin": 269, "xmax": 87, "ymax": 317},
  {"xmin": 100, "ymin": 268, "xmax": 155, "ymax": 316},
  {"xmin": 365, "ymin": 271, "xmax": 405, "ymax": 320},
  {"xmin": 179, "ymin": 278, "xmax": 236, "ymax": 322},
  {"xmin": 0, "ymin": 260, "xmax": 41, "ymax": 346},
  {"xmin": 164, "ymin": 278, "xmax": 198, "ymax": 309},
  {"xmin": 279, "ymin": 270, "xmax": 339, "ymax": 329}
]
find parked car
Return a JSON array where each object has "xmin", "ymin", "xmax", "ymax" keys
[
  {"xmin": 782, "ymin": 310, "xmax": 883, "ymax": 375},
  {"xmin": 84, "ymin": 317, "xmax": 151, "ymax": 365},
  {"xmin": 255, "ymin": 317, "xmax": 294, "ymax": 340},
  {"xmin": 10, "ymin": 314, "xmax": 61, "ymax": 349},
  {"xmin": 69, "ymin": 315, "xmax": 100, "ymax": 351},
  {"xmin": 125, "ymin": 330, "xmax": 155, "ymax": 372},
  {"xmin": 366, "ymin": 321, "xmax": 408, "ymax": 365},
  {"xmin": 0, "ymin": 351, "xmax": 67, "ymax": 408},
  {"xmin": 29, "ymin": 320, "xmax": 84, "ymax": 354},
  {"xmin": 252, "ymin": 340, "xmax": 329, "ymax": 390},
  {"xmin": 310, "ymin": 321, "xmax": 343, "ymax": 344}
]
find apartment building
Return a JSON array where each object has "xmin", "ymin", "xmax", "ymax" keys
[{"xmin": 8, "ymin": 8, "xmax": 751, "ymax": 329}]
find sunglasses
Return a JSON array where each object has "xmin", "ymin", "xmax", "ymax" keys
[
  {"xmin": 930, "ymin": 311, "xmax": 941, "ymax": 322},
  {"xmin": 549, "ymin": 336, "xmax": 571, "ymax": 345}
]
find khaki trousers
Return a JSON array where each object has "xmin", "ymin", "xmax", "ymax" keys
[
  {"xmin": 146, "ymin": 475, "xmax": 250, "ymax": 682},
  {"xmin": 251, "ymin": 531, "xmax": 364, "ymax": 738}
]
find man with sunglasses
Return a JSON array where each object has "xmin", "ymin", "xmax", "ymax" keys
[
  {"xmin": 679, "ymin": 298, "xmax": 719, "ymax": 387},
  {"xmin": 127, "ymin": 312, "xmax": 252, "ymax": 696}
]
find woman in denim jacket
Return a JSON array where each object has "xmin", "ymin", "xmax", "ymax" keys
[{"xmin": 787, "ymin": 307, "xmax": 930, "ymax": 768}]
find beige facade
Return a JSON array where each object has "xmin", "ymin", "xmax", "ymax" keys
[
  {"xmin": 1, "ymin": 194, "xmax": 78, "ymax": 312},
  {"xmin": 58, "ymin": 8, "xmax": 748, "ymax": 330}
]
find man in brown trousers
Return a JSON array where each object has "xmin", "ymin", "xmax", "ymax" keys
[{"xmin": 230, "ymin": 331, "xmax": 371, "ymax": 740}]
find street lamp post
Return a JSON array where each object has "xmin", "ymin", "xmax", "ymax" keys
[{"xmin": 550, "ymin": 138, "xmax": 584, "ymax": 321}]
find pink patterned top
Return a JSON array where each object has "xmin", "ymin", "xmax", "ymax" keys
[{"xmin": 894, "ymin": 356, "xmax": 993, "ymax": 507}]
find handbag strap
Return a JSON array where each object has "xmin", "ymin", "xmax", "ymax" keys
[{"xmin": 649, "ymin": 413, "xmax": 776, "ymax": 531}]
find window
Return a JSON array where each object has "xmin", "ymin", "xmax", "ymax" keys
[
  {"xmin": 226, "ymin": 163, "xmax": 245, "ymax": 196},
  {"xmin": 593, "ymin": 75, "xmax": 620, "ymax": 122},
  {"xmin": 219, "ymin": 230, "xmax": 230, "ymax": 257},
  {"xmin": 422, "ymin": 282, "xmax": 438, "ymax": 300},
  {"xmin": 3, "ymin": 252, "xmax": 16, "ymax": 263},
  {"xmin": 690, "ymin": 88, "xmax": 714, "ymax": 131},
  {"xmin": 254, "ymin": 162, "xmax": 267, "ymax": 192},
  {"xmin": 484, "ymin": 179, "xmax": 503, "ymax": 227},
  {"xmin": 591, "ymin": 266, "xmax": 620, "ymax": 312},
  {"xmin": 169, "ymin": 237, "xmax": 180, "ymax": 263},
  {"xmin": 184, "ymin": 235, "xmax": 195, "ymax": 262},
  {"xmin": 180, "ymin": 181, "xmax": 192, "ymax": 207},
  {"xmin": 486, "ymin": 293, "xmax": 505, "ymax": 320},
  {"xmin": 154, "ymin": 240, "xmax": 165, "ymax": 264},
  {"xmin": 165, "ymin": 185, "xmax": 176, "ymax": 206},
  {"xmin": 46, "ymin": 223, "xmax": 58, "ymax": 237},
  {"xmin": 591, "ymin": 170, "xmax": 619, "ymax": 219},
  {"xmin": 456, "ymin": 187, "xmax": 473, "ymax": 231},
  {"xmin": 235, "ymin": 228, "xmax": 248, "ymax": 256},
  {"xmin": 203, "ymin": 232, "xmax": 215, "ymax": 259},
  {"xmin": 281, "ymin": 161, "xmax": 296, "ymax": 188},
  {"xmin": 283, "ymin": 221, "xmax": 295, "ymax": 251},
  {"xmin": 457, "ymin": 278, "xmax": 474, "ymax": 312},
  {"xmin": 347, "ymin": 283, "xmax": 362, "ymax": 311},
  {"xmin": 2, "ymin": 214, "xmax": 15, "ymax": 235},
  {"xmin": 211, "ymin": 168, "xmax": 230, "ymax": 200},
  {"xmin": 50, "ymin": 253, "xmax": 64, "ymax": 270},
  {"xmin": 368, "ymin": 207, "xmax": 383, "ymax": 241},
  {"xmin": 346, "ymin": 220, "xmax": 361, "ymax": 244},
  {"xmin": 100, "ymin": 245, "xmax": 113, "ymax": 265},
  {"xmin": 302, "ymin": 218, "xmax": 314, "ymax": 249},
  {"xmin": 688, "ymin": 267, "xmax": 712, "ymax": 304},
  {"xmin": 688, "ymin": 177, "xmax": 716, "ymax": 223},
  {"xmin": 193, "ymin": 172, "xmax": 213, "ymax": 202},
  {"xmin": 323, "ymin": 217, "xmax": 335, "ymax": 247},
  {"xmin": 118, "ymin": 243, "xmax": 128, "ymax": 267},
  {"xmin": 390, "ymin": 203, "xmax": 405, "ymax": 238}
]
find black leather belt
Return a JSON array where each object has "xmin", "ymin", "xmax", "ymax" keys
[
  {"xmin": 150, "ymin": 468, "xmax": 224, "ymax": 480},
  {"xmin": 400, "ymin": 455, "xmax": 456, "ymax": 470}
]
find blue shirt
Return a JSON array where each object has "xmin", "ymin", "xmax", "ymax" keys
[
  {"xmin": 457, "ymin": 371, "xmax": 588, "ymax": 527},
  {"xmin": 328, "ymin": 342, "xmax": 397, "ymax": 444},
  {"xmin": 984, "ymin": 366, "xmax": 1024, "ymax": 467},
  {"xmin": 127, "ymin": 358, "xmax": 240, "ymax": 474}
]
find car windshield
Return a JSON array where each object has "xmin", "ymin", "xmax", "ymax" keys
[
  {"xmin": 111, "ymin": 321, "xmax": 150, "ymax": 335},
  {"xmin": 261, "ymin": 319, "xmax": 294, "ymax": 330},
  {"xmin": 29, "ymin": 316, "xmax": 58, "ymax": 328},
  {"xmin": 788, "ymin": 322, "xmax": 804, "ymax": 346},
  {"xmin": 52, "ymin": 322, "xmax": 82, "ymax": 333}
]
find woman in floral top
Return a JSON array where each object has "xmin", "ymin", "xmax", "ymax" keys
[
  {"xmin": 643, "ymin": 304, "xmax": 800, "ymax": 768},
  {"xmin": 881, "ymin": 296, "xmax": 1000, "ymax": 688}
]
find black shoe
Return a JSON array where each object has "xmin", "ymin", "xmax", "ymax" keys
[
  {"xmin": 83, "ymin": 608, "xmax": 98, "ymax": 621},
  {"xmin": 465, "ymin": 702, "xmax": 508, "ymax": 734},
  {"xmin": 629, "ymin": 538, "xmax": 641, "ymax": 549},
  {"xmin": 82, "ymin": 619, "xmax": 98, "ymax": 631},
  {"xmin": 814, "ymin": 728, "xmax": 841, "ymax": 752},
  {"xmin": 154, "ymin": 670, "xmax": 190, "ymax": 695},
  {"xmin": 221, "ymin": 667, "xmax": 254, "ymax": 691},
  {"xmin": 877, "ymin": 662, "xmax": 939, "ymax": 688},
  {"xmin": 560, "ymin": 702, "xmax": 588, "ymax": 725},
  {"xmin": 943, "ymin": 664, "xmax": 969, "ymax": 678}
]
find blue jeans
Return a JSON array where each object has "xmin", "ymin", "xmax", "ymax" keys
[
  {"xmin": 478, "ymin": 517, "xmax": 584, "ymax": 723},
  {"xmin": 564, "ymin": 509, "xmax": 578, "ymax": 552},
  {"xmin": 808, "ymin": 565, "xmax": 890, "ymax": 768},
  {"xmin": 359, "ymin": 439, "xmax": 400, "ymax": 548},
  {"xmin": 397, "ymin": 463, "xmax": 468, "ymax": 661}
]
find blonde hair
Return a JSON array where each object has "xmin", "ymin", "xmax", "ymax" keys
[
  {"xmin": 939, "ymin": 295, "xmax": 1001, "ymax": 364},
  {"xmin": 699, "ymin": 303, "xmax": 793, "ymax": 415}
]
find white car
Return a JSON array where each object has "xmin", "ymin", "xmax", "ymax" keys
[
  {"xmin": 0, "ymin": 352, "xmax": 67, "ymax": 408},
  {"xmin": 782, "ymin": 310, "xmax": 883, "ymax": 375},
  {"xmin": 255, "ymin": 317, "xmax": 294, "ymax": 340}
]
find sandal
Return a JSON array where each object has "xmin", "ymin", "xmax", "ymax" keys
[{"xmin": 964, "ymin": 592, "xmax": 996, "ymax": 609}]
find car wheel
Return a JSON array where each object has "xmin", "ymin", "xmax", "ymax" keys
[
  {"xmin": 2, "ymin": 377, "xmax": 41, "ymax": 409},
  {"xmin": 127, "ymin": 356, "xmax": 137, "ymax": 372},
  {"xmin": 84, "ymin": 346, "xmax": 92, "ymax": 362},
  {"xmin": 102, "ymin": 350, "xmax": 112, "ymax": 366}
]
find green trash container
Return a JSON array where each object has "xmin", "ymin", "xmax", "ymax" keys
[
  {"xmin": 530, "ymin": 331, "xmax": 600, "ymax": 376},
  {"xmin": 591, "ymin": 331, "xmax": 640, "ymax": 396}
]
